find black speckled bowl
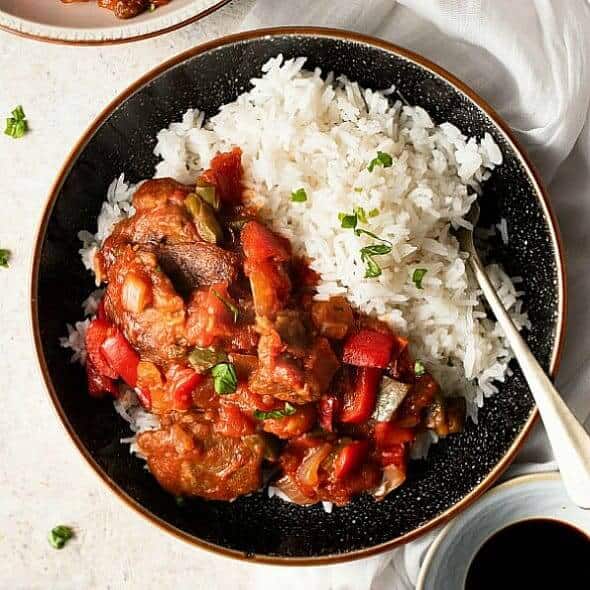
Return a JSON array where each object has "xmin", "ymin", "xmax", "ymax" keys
[{"xmin": 31, "ymin": 28, "xmax": 566, "ymax": 564}]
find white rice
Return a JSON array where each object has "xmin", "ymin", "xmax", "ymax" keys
[
  {"xmin": 64, "ymin": 55, "xmax": 529, "ymax": 499},
  {"xmin": 77, "ymin": 174, "xmax": 137, "ymax": 276},
  {"xmin": 82, "ymin": 288, "xmax": 105, "ymax": 317},
  {"xmin": 113, "ymin": 388, "xmax": 160, "ymax": 458},
  {"xmin": 60, "ymin": 319, "xmax": 91, "ymax": 365}
]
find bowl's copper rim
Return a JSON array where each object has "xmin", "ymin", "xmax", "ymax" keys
[
  {"xmin": 0, "ymin": 0, "xmax": 232, "ymax": 46},
  {"xmin": 30, "ymin": 26, "xmax": 567, "ymax": 566}
]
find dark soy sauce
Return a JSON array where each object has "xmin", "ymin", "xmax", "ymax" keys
[{"xmin": 465, "ymin": 518, "xmax": 590, "ymax": 589}]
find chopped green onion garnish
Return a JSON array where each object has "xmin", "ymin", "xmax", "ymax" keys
[
  {"xmin": 188, "ymin": 347, "xmax": 228, "ymax": 372},
  {"xmin": 337, "ymin": 209, "xmax": 394, "ymax": 278},
  {"xmin": 354, "ymin": 206, "xmax": 367, "ymax": 224},
  {"xmin": 211, "ymin": 289, "xmax": 238, "ymax": 323},
  {"xmin": 12, "ymin": 105, "xmax": 25, "ymax": 120},
  {"xmin": 412, "ymin": 268, "xmax": 428, "ymax": 289},
  {"xmin": 5, "ymin": 118, "xmax": 27, "ymax": 138},
  {"xmin": 0, "ymin": 248, "xmax": 11, "ymax": 268},
  {"xmin": 367, "ymin": 151, "xmax": 393, "ymax": 172},
  {"xmin": 211, "ymin": 362, "xmax": 237, "ymax": 394},
  {"xmin": 4, "ymin": 105, "xmax": 28, "ymax": 139},
  {"xmin": 361, "ymin": 253, "xmax": 382, "ymax": 278},
  {"xmin": 254, "ymin": 402, "xmax": 297, "ymax": 420},
  {"xmin": 291, "ymin": 188, "xmax": 308, "ymax": 202},
  {"xmin": 354, "ymin": 228, "xmax": 392, "ymax": 245},
  {"xmin": 360, "ymin": 242, "xmax": 391, "ymax": 276},
  {"xmin": 339, "ymin": 215, "xmax": 392, "ymax": 279},
  {"xmin": 148, "ymin": 3, "xmax": 157, "ymax": 11},
  {"xmin": 360, "ymin": 244, "xmax": 392, "ymax": 257},
  {"xmin": 414, "ymin": 360, "xmax": 426, "ymax": 377},
  {"xmin": 48, "ymin": 525, "xmax": 73, "ymax": 550},
  {"xmin": 354, "ymin": 187, "xmax": 363, "ymax": 193},
  {"xmin": 368, "ymin": 208, "xmax": 379, "ymax": 218},
  {"xmin": 339, "ymin": 213, "xmax": 358, "ymax": 229}
]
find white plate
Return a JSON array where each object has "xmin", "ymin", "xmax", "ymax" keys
[
  {"xmin": 416, "ymin": 472, "xmax": 590, "ymax": 590},
  {"xmin": 0, "ymin": 0, "xmax": 231, "ymax": 44}
]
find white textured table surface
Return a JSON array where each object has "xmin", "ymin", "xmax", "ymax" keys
[{"xmin": 0, "ymin": 2, "xmax": 284, "ymax": 588}]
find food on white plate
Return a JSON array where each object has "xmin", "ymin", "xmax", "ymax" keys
[{"xmin": 60, "ymin": 0, "xmax": 170, "ymax": 19}]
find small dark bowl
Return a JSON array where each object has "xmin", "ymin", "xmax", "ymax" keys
[{"xmin": 31, "ymin": 28, "xmax": 566, "ymax": 565}]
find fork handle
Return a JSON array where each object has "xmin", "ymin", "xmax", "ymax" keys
[{"xmin": 469, "ymin": 254, "xmax": 590, "ymax": 509}]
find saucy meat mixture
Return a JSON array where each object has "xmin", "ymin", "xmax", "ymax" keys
[
  {"xmin": 85, "ymin": 148, "xmax": 466, "ymax": 506},
  {"xmin": 61, "ymin": 0, "xmax": 170, "ymax": 19}
]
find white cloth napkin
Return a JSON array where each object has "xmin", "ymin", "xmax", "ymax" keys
[{"xmin": 241, "ymin": 1, "xmax": 590, "ymax": 587}]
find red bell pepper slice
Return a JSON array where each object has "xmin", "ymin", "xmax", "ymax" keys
[
  {"xmin": 100, "ymin": 332, "xmax": 140, "ymax": 388},
  {"xmin": 85, "ymin": 319, "xmax": 118, "ymax": 379},
  {"xmin": 199, "ymin": 147, "xmax": 243, "ymax": 203},
  {"xmin": 319, "ymin": 395, "xmax": 340, "ymax": 432},
  {"xmin": 339, "ymin": 367, "xmax": 381, "ymax": 424},
  {"xmin": 168, "ymin": 366, "xmax": 204, "ymax": 411},
  {"xmin": 241, "ymin": 220, "xmax": 291, "ymax": 263},
  {"xmin": 333, "ymin": 440, "xmax": 369, "ymax": 480},
  {"xmin": 342, "ymin": 329, "xmax": 396, "ymax": 369},
  {"xmin": 374, "ymin": 421, "xmax": 415, "ymax": 448},
  {"xmin": 86, "ymin": 359, "xmax": 118, "ymax": 398},
  {"xmin": 245, "ymin": 261, "xmax": 291, "ymax": 318}
]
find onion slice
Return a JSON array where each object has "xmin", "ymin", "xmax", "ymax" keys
[
  {"xmin": 372, "ymin": 377, "xmax": 412, "ymax": 422},
  {"xmin": 275, "ymin": 474, "xmax": 316, "ymax": 505},
  {"xmin": 296, "ymin": 443, "xmax": 332, "ymax": 490},
  {"xmin": 122, "ymin": 272, "xmax": 152, "ymax": 313},
  {"xmin": 372, "ymin": 464, "xmax": 406, "ymax": 501}
]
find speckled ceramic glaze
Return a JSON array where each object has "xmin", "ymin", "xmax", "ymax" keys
[
  {"xmin": 31, "ymin": 29, "xmax": 566, "ymax": 564},
  {"xmin": 0, "ymin": 0, "xmax": 231, "ymax": 45}
]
